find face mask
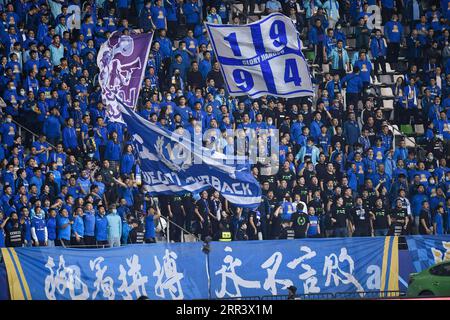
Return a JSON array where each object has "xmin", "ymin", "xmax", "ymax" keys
[
  {"xmin": 111, "ymin": 209, "xmax": 117, "ymax": 214},
  {"xmin": 430, "ymin": 180, "xmax": 435, "ymax": 184},
  {"xmin": 6, "ymin": 118, "xmax": 11, "ymax": 123},
  {"xmin": 166, "ymin": 96, "xmax": 172, "ymax": 101}
]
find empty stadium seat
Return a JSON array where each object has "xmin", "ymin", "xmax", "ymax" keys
[
  {"xmin": 400, "ymin": 124, "xmax": 414, "ymax": 136},
  {"xmin": 380, "ymin": 87, "xmax": 394, "ymax": 98},
  {"xmin": 414, "ymin": 124, "xmax": 425, "ymax": 135},
  {"xmin": 382, "ymin": 99, "xmax": 394, "ymax": 110}
]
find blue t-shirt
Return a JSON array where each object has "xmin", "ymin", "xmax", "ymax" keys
[
  {"xmin": 46, "ymin": 217, "xmax": 56, "ymax": 240},
  {"xmin": 83, "ymin": 212, "xmax": 96, "ymax": 237},
  {"xmin": 307, "ymin": 215, "xmax": 320, "ymax": 236},
  {"xmin": 57, "ymin": 216, "xmax": 71, "ymax": 240},
  {"xmin": 433, "ymin": 213, "xmax": 444, "ymax": 235}
]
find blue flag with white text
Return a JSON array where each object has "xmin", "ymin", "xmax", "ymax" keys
[{"xmin": 120, "ymin": 103, "xmax": 262, "ymax": 209}]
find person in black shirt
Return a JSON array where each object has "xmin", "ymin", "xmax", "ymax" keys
[
  {"xmin": 168, "ymin": 195, "xmax": 185, "ymax": 242},
  {"xmin": 389, "ymin": 199, "xmax": 409, "ymax": 236},
  {"xmin": 331, "ymin": 197, "xmax": 350, "ymax": 237},
  {"xmin": 194, "ymin": 190, "xmax": 211, "ymax": 240},
  {"xmin": 350, "ymin": 197, "xmax": 373, "ymax": 237},
  {"xmin": 370, "ymin": 198, "xmax": 391, "ymax": 236},
  {"xmin": 277, "ymin": 161, "xmax": 296, "ymax": 189},
  {"xmin": 181, "ymin": 192, "xmax": 195, "ymax": 233},
  {"xmin": 248, "ymin": 210, "xmax": 262, "ymax": 240},
  {"xmin": 419, "ymin": 200, "xmax": 434, "ymax": 235},
  {"xmin": 4, "ymin": 214, "xmax": 24, "ymax": 247},
  {"xmin": 290, "ymin": 203, "xmax": 310, "ymax": 238},
  {"xmin": 293, "ymin": 176, "xmax": 309, "ymax": 203},
  {"xmin": 343, "ymin": 188, "xmax": 354, "ymax": 211},
  {"xmin": 128, "ymin": 219, "xmax": 145, "ymax": 244}
]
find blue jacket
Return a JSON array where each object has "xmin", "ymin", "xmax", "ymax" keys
[
  {"xmin": 72, "ymin": 215, "xmax": 84, "ymax": 237},
  {"xmin": 120, "ymin": 153, "xmax": 135, "ymax": 175},
  {"xmin": 370, "ymin": 36, "xmax": 387, "ymax": 58},
  {"xmin": 62, "ymin": 126, "xmax": 78, "ymax": 150},
  {"xmin": 343, "ymin": 120, "xmax": 360, "ymax": 146},
  {"xmin": 95, "ymin": 214, "xmax": 108, "ymax": 241},
  {"xmin": 183, "ymin": 1, "xmax": 200, "ymax": 24},
  {"xmin": 340, "ymin": 73, "xmax": 363, "ymax": 94},
  {"xmin": 43, "ymin": 115, "xmax": 61, "ymax": 140},
  {"xmin": 328, "ymin": 48, "xmax": 349, "ymax": 70},
  {"xmin": 105, "ymin": 140, "xmax": 121, "ymax": 161}
]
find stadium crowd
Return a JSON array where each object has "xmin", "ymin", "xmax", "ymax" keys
[{"xmin": 0, "ymin": 0, "xmax": 449, "ymax": 248}]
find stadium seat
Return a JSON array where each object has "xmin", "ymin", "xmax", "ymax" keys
[
  {"xmin": 400, "ymin": 124, "xmax": 414, "ymax": 136},
  {"xmin": 382, "ymin": 99, "xmax": 394, "ymax": 110},
  {"xmin": 380, "ymin": 87, "xmax": 394, "ymax": 98},
  {"xmin": 404, "ymin": 137, "xmax": 416, "ymax": 148},
  {"xmin": 385, "ymin": 63, "xmax": 396, "ymax": 74},
  {"xmin": 414, "ymin": 124, "xmax": 425, "ymax": 135},
  {"xmin": 379, "ymin": 74, "xmax": 393, "ymax": 85}
]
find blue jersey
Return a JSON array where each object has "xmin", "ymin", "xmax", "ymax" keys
[
  {"xmin": 307, "ymin": 215, "xmax": 320, "ymax": 236},
  {"xmin": 31, "ymin": 216, "xmax": 47, "ymax": 242}
]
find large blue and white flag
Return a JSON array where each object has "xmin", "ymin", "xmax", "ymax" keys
[
  {"xmin": 119, "ymin": 103, "xmax": 262, "ymax": 209},
  {"xmin": 205, "ymin": 13, "xmax": 314, "ymax": 98}
]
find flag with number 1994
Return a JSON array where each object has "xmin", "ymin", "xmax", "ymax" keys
[{"xmin": 205, "ymin": 13, "xmax": 314, "ymax": 98}]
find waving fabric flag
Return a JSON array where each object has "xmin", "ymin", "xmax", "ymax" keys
[
  {"xmin": 119, "ymin": 102, "xmax": 262, "ymax": 209},
  {"xmin": 97, "ymin": 31, "xmax": 153, "ymax": 122},
  {"xmin": 206, "ymin": 13, "xmax": 313, "ymax": 98}
]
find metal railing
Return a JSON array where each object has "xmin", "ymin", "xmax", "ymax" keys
[{"xmin": 249, "ymin": 291, "xmax": 406, "ymax": 300}]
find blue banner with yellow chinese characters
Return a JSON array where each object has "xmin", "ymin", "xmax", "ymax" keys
[
  {"xmin": 1, "ymin": 237, "xmax": 399, "ymax": 300},
  {"xmin": 406, "ymin": 235, "xmax": 450, "ymax": 272}
]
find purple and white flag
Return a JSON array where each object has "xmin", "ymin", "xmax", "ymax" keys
[{"xmin": 97, "ymin": 31, "xmax": 153, "ymax": 122}]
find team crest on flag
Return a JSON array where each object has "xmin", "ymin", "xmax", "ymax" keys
[{"xmin": 97, "ymin": 31, "xmax": 153, "ymax": 122}]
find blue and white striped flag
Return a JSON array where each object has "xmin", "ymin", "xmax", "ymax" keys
[
  {"xmin": 120, "ymin": 103, "xmax": 262, "ymax": 209},
  {"xmin": 206, "ymin": 13, "xmax": 313, "ymax": 98}
]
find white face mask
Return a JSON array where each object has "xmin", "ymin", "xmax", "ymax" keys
[
  {"xmin": 166, "ymin": 96, "xmax": 172, "ymax": 101},
  {"xmin": 6, "ymin": 118, "xmax": 11, "ymax": 123}
]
